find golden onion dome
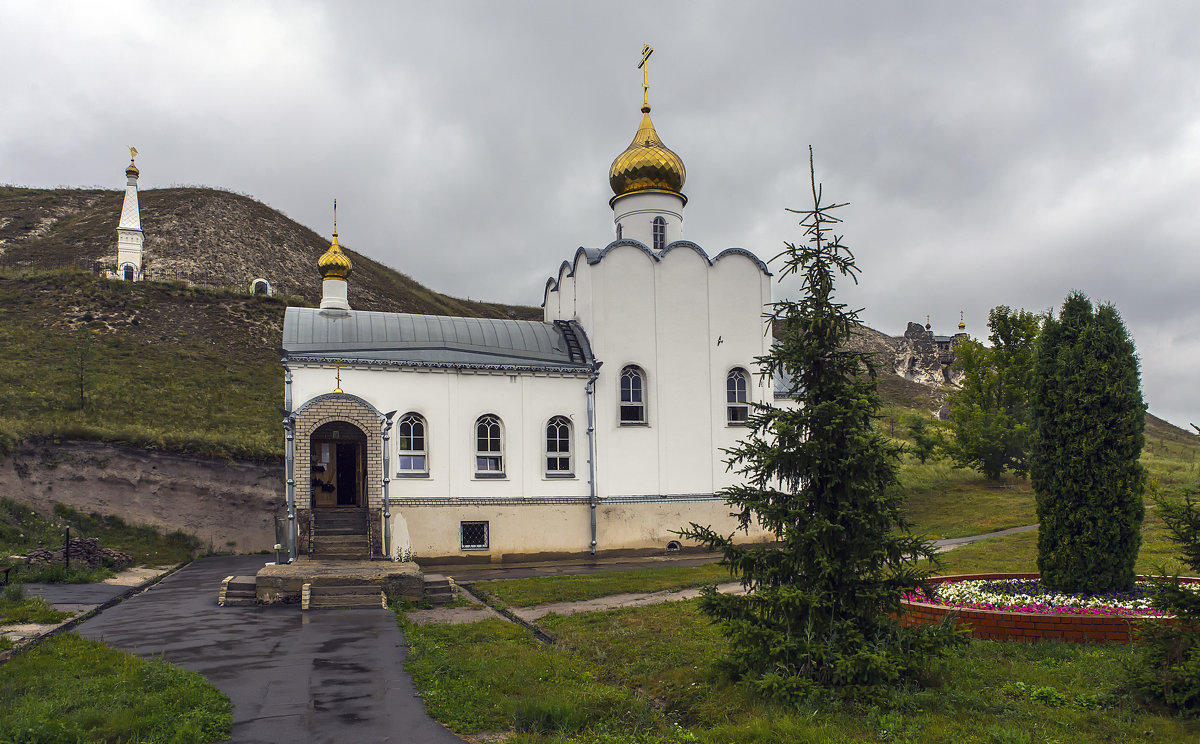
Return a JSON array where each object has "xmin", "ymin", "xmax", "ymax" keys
[
  {"xmin": 125, "ymin": 160, "xmax": 139, "ymax": 177},
  {"xmin": 609, "ymin": 104, "xmax": 686, "ymax": 199},
  {"xmin": 318, "ymin": 232, "xmax": 352, "ymax": 280}
]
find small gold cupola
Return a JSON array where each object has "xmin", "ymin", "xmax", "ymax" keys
[
  {"xmin": 125, "ymin": 146, "xmax": 140, "ymax": 178},
  {"xmin": 958, "ymin": 311, "xmax": 966, "ymax": 331},
  {"xmin": 318, "ymin": 199, "xmax": 352, "ymax": 312},
  {"xmin": 318, "ymin": 199, "xmax": 353, "ymax": 280},
  {"xmin": 608, "ymin": 45, "xmax": 686, "ymax": 204}
]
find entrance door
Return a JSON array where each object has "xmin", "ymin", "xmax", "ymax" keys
[{"xmin": 310, "ymin": 422, "xmax": 366, "ymax": 508}]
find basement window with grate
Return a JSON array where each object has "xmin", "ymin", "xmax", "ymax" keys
[{"xmin": 460, "ymin": 521, "xmax": 489, "ymax": 550}]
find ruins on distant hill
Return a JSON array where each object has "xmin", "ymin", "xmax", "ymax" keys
[{"xmin": 892, "ymin": 315, "xmax": 969, "ymax": 388}]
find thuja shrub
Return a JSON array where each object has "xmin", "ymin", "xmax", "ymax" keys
[{"xmin": 1031, "ymin": 293, "xmax": 1145, "ymax": 594}]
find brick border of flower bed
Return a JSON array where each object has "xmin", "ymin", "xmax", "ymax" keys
[{"xmin": 899, "ymin": 573, "xmax": 1198, "ymax": 643}]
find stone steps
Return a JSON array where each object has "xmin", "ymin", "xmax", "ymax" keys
[
  {"xmin": 301, "ymin": 582, "xmax": 385, "ymax": 610},
  {"xmin": 310, "ymin": 510, "xmax": 371, "ymax": 560},
  {"xmin": 423, "ymin": 574, "xmax": 455, "ymax": 606},
  {"xmin": 218, "ymin": 575, "xmax": 258, "ymax": 606}
]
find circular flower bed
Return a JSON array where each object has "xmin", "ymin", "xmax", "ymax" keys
[
  {"xmin": 899, "ymin": 573, "xmax": 1198, "ymax": 643},
  {"xmin": 909, "ymin": 577, "xmax": 1173, "ymax": 617}
]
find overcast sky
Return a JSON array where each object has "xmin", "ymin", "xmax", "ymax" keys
[{"xmin": 4, "ymin": 1, "xmax": 1199, "ymax": 429}]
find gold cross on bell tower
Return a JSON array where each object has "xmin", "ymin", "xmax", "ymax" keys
[
  {"xmin": 333, "ymin": 363, "xmax": 343, "ymax": 394},
  {"xmin": 639, "ymin": 44, "xmax": 654, "ymax": 108}
]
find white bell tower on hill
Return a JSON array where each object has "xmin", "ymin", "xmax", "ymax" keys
[{"xmin": 113, "ymin": 147, "xmax": 144, "ymax": 281}]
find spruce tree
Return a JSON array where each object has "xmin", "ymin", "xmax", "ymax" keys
[
  {"xmin": 1030, "ymin": 292, "xmax": 1146, "ymax": 593},
  {"xmin": 680, "ymin": 149, "xmax": 957, "ymax": 702}
]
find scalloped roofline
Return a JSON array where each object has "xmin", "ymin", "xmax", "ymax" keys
[{"xmin": 542, "ymin": 239, "xmax": 771, "ymax": 298}]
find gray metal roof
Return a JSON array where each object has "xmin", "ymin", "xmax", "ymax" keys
[{"xmin": 283, "ymin": 308, "xmax": 593, "ymax": 372}]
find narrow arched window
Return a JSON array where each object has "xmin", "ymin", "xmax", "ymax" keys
[
  {"xmin": 652, "ymin": 217, "xmax": 666, "ymax": 251},
  {"xmin": 619, "ymin": 365, "xmax": 646, "ymax": 424},
  {"xmin": 397, "ymin": 412, "xmax": 428, "ymax": 475},
  {"xmin": 545, "ymin": 416, "xmax": 573, "ymax": 476},
  {"xmin": 616, "ymin": 222, "xmax": 623, "ymax": 239},
  {"xmin": 727, "ymin": 368, "xmax": 750, "ymax": 424},
  {"xmin": 474, "ymin": 414, "xmax": 504, "ymax": 476}
]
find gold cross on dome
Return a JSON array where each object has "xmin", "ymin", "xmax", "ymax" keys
[
  {"xmin": 334, "ymin": 363, "xmax": 343, "ymax": 394},
  {"xmin": 639, "ymin": 44, "xmax": 654, "ymax": 107}
]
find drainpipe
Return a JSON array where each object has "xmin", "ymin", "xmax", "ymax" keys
[
  {"xmin": 381, "ymin": 410, "xmax": 396, "ymax": 560},
  {"xmin": 282, "ymin": 360, "xmax": 296, "ymax": 563},
  {"xmin": 585, "ymin": 364, "xmax": 602, "ymax": 556}
]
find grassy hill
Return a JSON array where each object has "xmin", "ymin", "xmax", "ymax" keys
[
  {"xmin": 0, "ymin": 185, "xmax": 538, "ymax": 319},
  {"xmin": 0, "ymin": 185, "xmax": 544, "ymax": 460}
]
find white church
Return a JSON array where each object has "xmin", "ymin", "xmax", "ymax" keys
[{"xmin": 281, "ymin": 57, "xmax": 781, "ymax": 563}]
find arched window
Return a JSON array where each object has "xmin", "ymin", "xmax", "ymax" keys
[
  {"xmin": 545, "ymin": 416, "xmax": 573, "ymax": 476},
  {"xmin": 396, "ymin": 412, "xmax": 428, "ymax": 475},
  {"xmin": 652, "ymin": 217, "xmax": 666, "ymax": 251},
  {"xmin": 474, "ymin": 414, "xmax": 504, "ymax": 477},
  {"xmin": 619, "ymin": 365, "xmax": 646, "ymax": 424},
  {"xmin": 727, "ymin": 368, "xmax": 750, "ymax": 424},
  {"xmin": 616, "ymin": 222, "xmax": 623, "ymax": 239}
]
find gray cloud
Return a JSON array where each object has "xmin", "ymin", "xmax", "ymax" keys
[{"xmin": 3, "ymin": 0, "xmax": 1198, "ymax": 427}]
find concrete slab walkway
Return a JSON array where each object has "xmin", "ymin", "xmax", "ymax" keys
[
  {"xmin": 75, "ymin": 555, "xmax": 462, "ymax": 744},
  {"xmin": 404, "ymin": 524, "xmax": 1042, "ymax": 627}
]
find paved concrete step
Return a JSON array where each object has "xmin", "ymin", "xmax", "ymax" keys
[
  {"xmin": 313, "ymin": 535, "xmax": 371, "ymax": 545},
  {"xmin": 422, "ymin": 574, "xmax": 455, "ymax": 606},
  {"xmin": 310, "ymin": 552, "xmax": 373, "ymax": 561},
  {"xmin": 219, "ymin": 575, "xmax": 259, "ymax": 606},
  {"xmin": 307, "ymin": 597, "xmax": 384, "ymax": 609},
  {"xmin": 312, "ymin": 525, "xmax": 368, "ymax": 534},
  {"xmin": 311, "ymin": 584, "xmax": 383, "ymax": 596},
  {"xmin": 303, "ymin": 583, "xmax": 386, "ymax": 610},
  {"xmin": 313, "ymin": 512, "xmax": 368, "ymax": 525}
]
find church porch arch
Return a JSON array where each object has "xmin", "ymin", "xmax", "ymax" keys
[{"xmin": 292, "ymin": 393, "xmax": 385, "ymax": 558}]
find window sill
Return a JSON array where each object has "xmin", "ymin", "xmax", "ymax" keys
[
  {"xmin": 618, "ymin": 422, "xmax": 650, "ymax": 427},
  {"xmin": 460, "ymin": 546, "xmax": 489, "ymax": 551},
  {"xmin": 474, "ymin": 473, "xmax": 507, "ymax": 480},
  {"xmin": 726, "ymin": 422, "xmax": 749, "ymax": 428},
  {"xmin": 544, "ymin": 473, "xmax": 576, "ymax": 480},
  {"xmin": 396, "ymin": 472, "xmax": 430, "ymax": 479}
]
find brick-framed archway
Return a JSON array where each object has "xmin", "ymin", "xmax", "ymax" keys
[{"xmin": 292, "ymin": 393, "xmax": 384, "ymax": 558}]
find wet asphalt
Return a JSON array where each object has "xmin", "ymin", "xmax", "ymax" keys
[{"xmin": 74, "ymin": 555, "xmax": 463, "ymax": 744}]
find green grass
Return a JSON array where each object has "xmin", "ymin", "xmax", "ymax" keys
[
  {"xmin": 0, "ymin": 585, "xmax": 72, "ymax": 624},
  {"xmin": 0, "ymin": 633, "xmax": 231, "ymax": 743},
  {"xmin": 899, "ymin": 459, "xmax": 1036, "ymax": 539},
  {"xmin": 0, "ymin": 497, "xmax": 200, "ymax": 575},
  {"xmin": 936, "ymin": 495, "xmax": 1195, "ymax": 579},
  {"xmin": 0, "ymin": 269, "xmax": 285, "ymax": 460},
  {"xmin": 401, "ymin": 600, "xmax": 1200, "ymax": 742},
  {"xmin": 473, "ymin": 563, "xmax": 734, "ymax": 608}
]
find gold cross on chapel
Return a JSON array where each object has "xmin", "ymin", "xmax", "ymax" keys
[
  {"xmin": 639, "ymin": 44, "xmax": 654, "ymax": 107},
  {"xmin": 333, "ymin": 363, "xmax": 343, "ymax": 394}
]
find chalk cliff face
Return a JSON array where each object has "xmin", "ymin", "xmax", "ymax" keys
[
  {"xmin": 892, "ymin": 322, "xmax": 964, "ymax": 389},
  {"xmin": 0, "ymin": 441, "xmax": 281, "ymax": 553}
]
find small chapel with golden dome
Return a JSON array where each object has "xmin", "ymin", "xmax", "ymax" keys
[{"xmin": 280, "ymin": 49, "xmax": 780, "ymax": 564}]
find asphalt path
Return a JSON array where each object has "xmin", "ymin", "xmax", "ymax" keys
[{"xmin": 75, "ymin": 555, "xmax": 462, "ymax": 744}]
